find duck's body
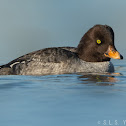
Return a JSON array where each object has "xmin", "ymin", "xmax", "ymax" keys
[
  {"xmin": 0, "ymin": 25, "xmax": 123, "ymax": 75},
  {"xmin": 0, "ymin": 47, "xmax": 114, "ymax": 75}
]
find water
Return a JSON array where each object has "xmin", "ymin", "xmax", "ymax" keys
[{"xmin": 0, "ymin": 59, "xmax": 126, "ymax": 126}]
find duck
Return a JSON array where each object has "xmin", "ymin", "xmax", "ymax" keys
[{"xmin": 0, "ymin": 24, "xmax": 123, "ymax": 75}]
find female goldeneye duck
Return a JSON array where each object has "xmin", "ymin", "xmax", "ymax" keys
[{"xmin": 0, "ymin": 24, "xmax": 123, "ymax": 75}]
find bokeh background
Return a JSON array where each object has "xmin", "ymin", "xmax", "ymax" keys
[{"xmin": 0, "ymin": 0, "xmax": 125, "ymax": 63}]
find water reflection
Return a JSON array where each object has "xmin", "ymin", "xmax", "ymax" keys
[{"xmin": 78, "ymin": 73, "xmax": 120, "ymax": 86}]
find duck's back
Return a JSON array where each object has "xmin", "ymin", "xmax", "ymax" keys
[{"xmin": 0, "ymin": 47, "xmax": 78, "ymax": 75}]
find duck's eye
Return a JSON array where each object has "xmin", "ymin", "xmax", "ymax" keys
[{"xmin": 97, "ymin": 40, "xmax": 102, "ymax": 44}]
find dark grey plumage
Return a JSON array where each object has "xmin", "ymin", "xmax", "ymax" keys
[
  {"xmin": 0, "ymin": 47, "xmax": 78, "ymax": 75},
  {"xmin": 0, "ymin": 47, "xmax": 114, "ymax": 75}
]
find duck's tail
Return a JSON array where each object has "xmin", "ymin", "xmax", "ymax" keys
[{"xmin": 0, "ymin": 65, "xmax": 12, "ymax": 75}]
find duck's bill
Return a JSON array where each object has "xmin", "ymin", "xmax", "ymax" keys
[{"xmin": 104, "ymin": 45, "xmax": 123, "ymax": 59}]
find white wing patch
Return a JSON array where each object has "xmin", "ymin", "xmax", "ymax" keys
[
  {"xmin": 10, "ymin": 60, "xmax": 29, "ymax": 68},
  {"xmin": 10, "ymin": 62, "xmax": 20, "ymax": 68}
]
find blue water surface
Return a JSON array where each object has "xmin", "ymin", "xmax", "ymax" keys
[{"xmin": 0, "ymin": 59, "xmax": 126, "ymax": 126}]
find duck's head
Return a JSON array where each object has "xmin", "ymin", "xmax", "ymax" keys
[{"xmin": 77, "ymin": 25, "xmax": 123, "ymax": 62}]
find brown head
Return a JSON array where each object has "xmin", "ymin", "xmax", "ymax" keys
[{"xmin": 77, "ymin": 25, "xmax": 123, "ymax": 62}]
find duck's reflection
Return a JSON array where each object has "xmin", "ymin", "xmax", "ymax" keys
[{"xmin": 77, "ymin": 73, "xmax": 121, "ymax": 86}]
